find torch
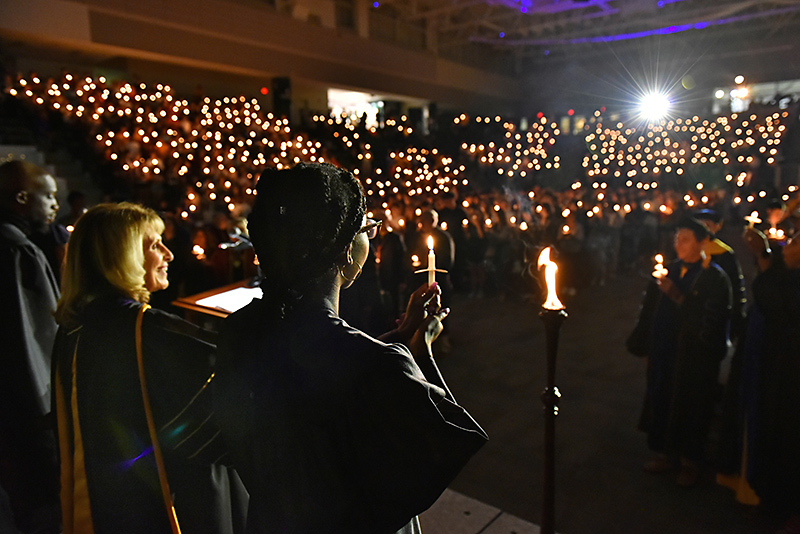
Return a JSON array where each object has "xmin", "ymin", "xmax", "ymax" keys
[{"xmin": 537, "ymin": 247, "xmax": 566, "ymax": 534}]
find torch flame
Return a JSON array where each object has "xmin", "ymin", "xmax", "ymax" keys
[
  {"xmin": 537, "ymin": 247, "xmax": 565, "ymax": 310},
  {"xmin": 427, "ymin": 235, "xmax": 434, "ymax": 250}
]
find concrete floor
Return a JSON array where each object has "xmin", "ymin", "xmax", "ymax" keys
[{"xmin": 425, "ymin": 273, "xmax": 778, "ymax": 534}]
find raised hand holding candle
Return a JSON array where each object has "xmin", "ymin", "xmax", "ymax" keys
[{"xmin": 414, "ymin": 235, "xmax": 447, "ymax": 285}]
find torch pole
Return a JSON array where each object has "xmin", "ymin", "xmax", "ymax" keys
[{"xmin": 539, "ymin": 307, "xmax": 567, "ymax": 534}]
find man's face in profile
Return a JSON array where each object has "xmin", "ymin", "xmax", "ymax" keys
[{"xmin": 25, "ymin": 174, "xmax": 59, "ymax": 230}]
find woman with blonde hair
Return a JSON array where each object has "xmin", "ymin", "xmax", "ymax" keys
[{"xmin": 53, "ymin": 202, "xmax": 247, "ymax": 534}]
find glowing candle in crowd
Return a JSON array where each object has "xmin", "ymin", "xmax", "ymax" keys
[
  {"xmin": 652, "ymin": 253, "xmax": 668, "ymax": 279},
  {"xmin": 745, "ymin": 211, "xmax": 761, "ymax": 227},
  {"xmin": 427, "ymin": 235, "xmax": 436, "ymax": 286},
  {"xmin": 192, "ymin": 245, "xmax": 206, "ymax": 261},
  {"xmin": 768, "ymin": 227, "xmax": 785, "ymax": 240}
]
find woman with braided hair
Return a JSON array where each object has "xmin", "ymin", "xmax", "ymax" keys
[{"xmin": 214, "ymin": 162, "xmax": 487, "ymax": 534}]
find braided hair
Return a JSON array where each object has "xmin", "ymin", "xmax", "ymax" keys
[{"xmin": 248, "ymin": 163, "xmax": 366, "ymax": 317}]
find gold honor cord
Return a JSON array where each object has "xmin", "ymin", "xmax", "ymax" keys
[
  {"xmin": 136, "ymin": 304, "xmax": 182, "ymax": 534},
  {"xmin": 56, "ymin": 335, "xmax": 95, "ymax": 534}
]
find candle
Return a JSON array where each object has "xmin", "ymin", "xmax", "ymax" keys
[
  {"xmin": 192, "ymin": 244, "xmax": 206, "ymax": 261},
  {"xmin": 652, "ymin": 253, "xmax": 668, "ymax": 279},
  {"xmin": 744, "ymin": 211, "xmax": 761, "ymax": 227},
  {"xmin": 427, "ymin": 235, "xmax": 436, "ymax": 287},
  {"xmin": 767, "ymin": 227, "xmax": 785, "ymax": 240}
]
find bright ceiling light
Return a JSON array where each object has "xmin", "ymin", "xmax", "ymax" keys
[{"xmin": 639, "ymin": 93, "xmax": 671, "ymax": 121}]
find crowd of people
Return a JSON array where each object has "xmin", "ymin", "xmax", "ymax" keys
[
  {"xmin": 627, "ymin": 204, "xmax": 800, "ymax": 533},
  {"xmin": 4, "ymin": 71, "xmax": 799, "ymax": 307},
  {"xmin": 1, "ymin": 160, "xmax": 487, "ymax": 534},
  {"xmin": 1, "ymin": 69, "xmax": 800, "ymax": 533}
]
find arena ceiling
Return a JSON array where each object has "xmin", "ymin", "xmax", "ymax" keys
[
  {"xmin": 379, "ymin": 0, "xmax": 800, "ymax": 82},
  {"xmin": 3, "ymin": 0, "xmax": 800, "ymax": 113}
]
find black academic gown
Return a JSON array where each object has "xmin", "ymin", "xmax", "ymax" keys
[
  {"xmin": 665, "ymin": 261, "xmax": 731, "ymax": 462},
  {"xmin": 640, "ymin": 259, "xmax": 731, "ymax": 460},
  {"xmin": 214, "ymin": 299, "xmax": 488, "ymax": 534},
  {"xmin": 747, "ymin": 262, "xmax": 800, "ymax": 514},
  {"xmin": 0, "ymin": 214, "xmax": 60, "ymax": 533},
  {"xmin": 53, "ymin": 296, "xmax": 248, "ymax": 534}
]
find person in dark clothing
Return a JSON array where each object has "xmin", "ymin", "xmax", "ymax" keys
[
  {"xmin": 0, "ymin": 160, "xmax": 61, "ymax": 534},
  {"xmin": 437, "ymin": 193, "xmax": 469, "ymax": 290},
  {"xmin": 376, "ymin": 223, "xmax": 408, "ymax": 321},
  {"xmin": 53, "ymin": 203, "xmax": 247, "ymax": 534},
  {"xmin": 735, "ymin": 228, "xmax": 800, "ymax": 532},
  {"xmin": 694, "ymin": 209, "xmax": 746, "ymax": 336},
  {"xmin": 692, "ymin": 209, "xmax": 749, "ymax": 482},
  {"xmin": 214, "ymin": 163, "xmax": 487, "ymax": 534},
  {"xmin": 56, "ymin": 190, "xmax": 86, "ymax": 229},
  {"xmin": 639, "ymin": 217, "xmax": 732, "ymax": 486},
  {"xmin": 29, "ymin": 221, "xmax": 70, "ymax": 286}
]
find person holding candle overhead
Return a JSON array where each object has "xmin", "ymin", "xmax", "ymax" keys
[
  {"xmin": 638, "ymin": 217, "xmax": 731, "ymax": 487},
  {"xmin": 213, "ymin": 163, "xmax": 487, "ymax": 534}
]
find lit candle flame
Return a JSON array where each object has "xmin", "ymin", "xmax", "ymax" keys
[
  {"xmin": 427, "ymin": 235, "xmax": 434, "ymax": 250},
  {"xmin": 652, "ymin": 253, "xmax": 668, "ymax": 279},
  {"xmin": 537, "ymin": 247, "xmax": 564, "ymax": 310},
  {"xmin": 767, "ymin": 227, "xmax": 785, "ymax": 240},
  {"xmin": 652, "ymin": 264, "xmax": 668, "ymax": 279},
  {"xmin": 745, "ymin": 211, "xmax": 761, "ymax": 227},
  {"xmin": 192, "ymin": 244, "xmax": 206, "ymax": 260}
]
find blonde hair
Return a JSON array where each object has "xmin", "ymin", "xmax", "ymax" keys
[{"xmin": 55, "ymin": 202, "xmax": 165, "ymax": 326}]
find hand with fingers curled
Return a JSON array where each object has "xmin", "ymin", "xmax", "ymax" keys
[{"xmin": 378, "ymin": 282, "xmax": 450, "ymax": 358}]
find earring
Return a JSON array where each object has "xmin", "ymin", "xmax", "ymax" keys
[{"xmin": 340, "ymin": 261, "xmax": 363, "ymax": 283}]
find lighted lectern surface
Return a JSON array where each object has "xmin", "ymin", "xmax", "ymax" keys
[
  {"xmin": 172, "ymin": 281, "xmax": 262, "ymax": 318},
  {"xmin": 195, "ymin": 286, "xmax": 262, "ymax": 314}
]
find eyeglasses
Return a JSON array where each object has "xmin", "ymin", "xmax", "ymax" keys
[{"xmin": 358, "ymin": 219, "xmax": 382, "ymax": 240}]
